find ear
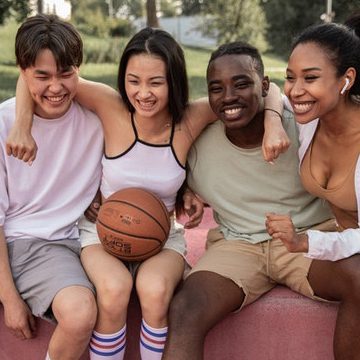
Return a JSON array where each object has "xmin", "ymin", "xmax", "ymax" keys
[
  {"xmin": 342, "ymin": 67, "xmax": 356, "ymax": 92},
  {"xmin": 262, "ymin": 76, "xmax": 270, "ymax": 97}
]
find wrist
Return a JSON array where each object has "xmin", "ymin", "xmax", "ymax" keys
[{"xmin": 297, "ymin": 233, "xmax": 309, "ymax": 252}]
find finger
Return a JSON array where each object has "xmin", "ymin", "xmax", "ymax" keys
[{"xmin": 6, "ymin": 144, "xmax": 13, "ymax": 156}]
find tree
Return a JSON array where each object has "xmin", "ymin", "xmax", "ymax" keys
[
  {"xmin": 201, "ymin": 0, "xmax": 268, "ymax": 52},
  {"xmin": 263, "ymin": 0, "xmax": 360, "ymax": 58},
  {"xmin": 182, "ymin": 0, "xmax": 203, "ymax": 15},
  {"xmin": 146, "ymin": 0, "xmax": 159, "ymax": 27},
  {"xmin": 0, "ymin": 0, "xmax": 30, "ymax": 25}
]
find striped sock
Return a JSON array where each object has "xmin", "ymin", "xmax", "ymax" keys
[
  {"xmin": 139, "ymin": 319, "xmax": 167, "ymax": 360},
  {"xmin": 89, "ymin": 325, "xmax": 126, "ymax": 360}
]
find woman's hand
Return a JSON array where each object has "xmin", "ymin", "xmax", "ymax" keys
[
  {"xmin": 6, "ymin": 127, "xmax": 37, "ymax": 165},
  {"xmin": 182, "ymin": 188, "xmax": 204, "ymax": 229}
]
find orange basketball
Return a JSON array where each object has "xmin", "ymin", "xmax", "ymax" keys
[{"xmin": 96, "ymin": 188, "xmax": 171, "ymax": 261}]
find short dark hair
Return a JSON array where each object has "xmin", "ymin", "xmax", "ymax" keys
[
  {"xmin": 292, "ymin": 22, "xmax": 360, "ymax": 96},
  {"xmin": 15, "ymin": 14, "xmax": 83, "ymax": 70},
  {"xmin": 207, "ymin": 41, "xmax": 264, "ymax": 78},
  {"xmin": 117, "ymin": 27, "xmax": 189, "ymax": 124}
]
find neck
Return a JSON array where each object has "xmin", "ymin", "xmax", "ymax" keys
[
  {"xmin": 319, "ymin": 100, "xmax": 360, "ymax": 137},
  {"xmin": 225, "ymin": 112, "xmax": 265, "ymax": 148},
  {"xmin": 134, "ymin": 112, "xmax": 172, "ymax": 134}
]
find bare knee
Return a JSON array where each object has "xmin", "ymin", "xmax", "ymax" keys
[
  {"xmin": 96, "ymin": 274, "xmax": 133, "ymax": 317},
  {"xmin": 137, "ymin": 276, "xmax": 175, "ymax": 320},
  {"xmin": 53, "ymin": 287, "xmax": 97, "ymax": 337}
]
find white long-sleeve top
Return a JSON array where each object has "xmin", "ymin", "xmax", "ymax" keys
[
  {"xmin": 0, "ymin": 98, "xmax": 103, "ymax": 243},
  {"xmin": 298, "ymin": 119, "xmax": 360, "ymax": 261}
]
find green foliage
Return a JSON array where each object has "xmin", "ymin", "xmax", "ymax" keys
[
  {"xmin": 0, "ymin": 0, "xmax": 30, "ymax": 25},
  {"xmin": 109, "ymin": 18, "xmax": 136, "ymax": 37},
  {"xmin": 0, "ymin": 19, "xmax": 17, "ymax": 65},
  {"xmin": 201, "ymin": 0, "xmax": 268, "ymax": 52},
  {"xmin": 262, "ymin": 0, "xmax": 360, "ymax": 59},
  {"xmin": 82, "ymin": 36, "xmax": 129, "ymax": 64},
  {"xmin": 182, "ymin": 0, "xmax": 203, "ymax": 16}
]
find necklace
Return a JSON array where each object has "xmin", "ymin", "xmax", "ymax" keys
[{"xmin": 133, "ymin": 114, "xmax": 172, "ymax": 143}]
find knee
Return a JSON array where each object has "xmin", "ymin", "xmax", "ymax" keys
[
  {"xmin": 137, "ymin": 276, "xmax": 173, "ymax": 316},
  {"xmin": 342, "ymin": 268, "xmax": 360, "ymax": 300},
  {"xmin": 168, "ymin": 288, "xmax": 206, "ymax": 328},
  {"xmin": 55, "ymin": 288, "xmax": 97, "ymax": 336},
  {"xmin": 96, "ymin": 275, "xmax": 133, "ymax": 316}
]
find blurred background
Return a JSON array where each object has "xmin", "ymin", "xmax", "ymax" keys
[{"xmin": 0, "ymin": 0, "xmax": 359, "ymax": 101}]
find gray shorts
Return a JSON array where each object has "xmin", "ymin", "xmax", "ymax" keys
[{"xmin": 7, "ymin": 238, "xmax": 94, "ymax": 322}]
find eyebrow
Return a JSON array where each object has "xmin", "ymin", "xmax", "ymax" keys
[
  {"xmin": 287, "ymin": 67, "xmax": 322, "ymax": 72},
  {"xmin": 208, "ymin": 74, "xmax": 251, "ymax": 86},
  {"xmin": 126, "ymin": 73, "xmax": 166, "ymax": 80}
]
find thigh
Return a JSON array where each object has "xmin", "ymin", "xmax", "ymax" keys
[
  {"xmin": 136, "ymin": 249, "xmax": 185, "ymax": 293},
  {"xmin": 178, "ymin": 271, "xmax": 245, "ymax": 328},
  {"xmin": 189, "ymin": 229, "xmax": 275, "ymax": 308},
  {"xmin": 8, "ymin": 238, "xmax": 93, "ymax": 322},
  {"xmin": 308, "ymin": 254, "xmax": 360, "ymax": 301},
  {"xmin": 81, "ymin": 244, "xmax": 133, "ymax": 291}
]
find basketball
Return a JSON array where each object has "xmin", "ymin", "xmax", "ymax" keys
[{"xmin": 96, "ymin": 187, "xmax": 171, "ymax": 261}]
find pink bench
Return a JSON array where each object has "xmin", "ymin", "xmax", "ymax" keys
[{"xmin": 0, "ymin": 208, "xmax": 338, "ymax": 359}]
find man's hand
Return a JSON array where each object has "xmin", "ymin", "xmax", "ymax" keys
[
  {"xmin": 182, "ymin": 189, "xmax": 204, "ymax": 229},
  {"xmin": 265, "ymin": 213, "xmax": 309, "ymax": 253},
  {"xmin": 4, "ymin": 296, "xmax": 36, "ymax": 340},
  {"xmin": 84, "ymin": 189, "xmax": 102, "ymax": 223},
  {"xmin": 6, "ymin": 127, "xmax": 37, "ymax": 165}
]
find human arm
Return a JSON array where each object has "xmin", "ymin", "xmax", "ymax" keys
[
  {"xmin": 262, "ymin": 82, "xmax": 290, "ymax": 163},
  {"xmin": 265, "ymin": 213, "xmax": 360, "ymax": 261},
  {"xmin": 84, "ymin": 189, "xmax": 102, "ymax": 223},
  {"xmin": 6, "ymin": 75, "xmax": 37, "ymax": 164},
  {"xmin": 0, "ymin": 228, "xmax": 36, "ymax": 339},
  {"xmin": 182, "ymin": 187, "xmax": 204, "ymax": 229}
]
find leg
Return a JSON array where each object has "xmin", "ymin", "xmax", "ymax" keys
[
  {"xmin": 163, "ymin": 271, "xmax": 244, "ymax": 360},
  {"xmin": 136, "ymin": 249, "xmax": 184, "ymax": 327},
  {"xmin": 136, "ymin": 249, "xmax": 184, "ymax": 359},
  {"xmin": 81, "ymin": 244, "xmax": 133, "ymax": 332},
  {"xmin": 308, "ymin": 255, "xmax": 360, "ymax": 360},
  {"xmin": 49, "ymin": 285, "xmax": 97, "ymax": 360},
  {"xmin": 81, "ymin": 244, "xmax": 132, "ymax": 359}
]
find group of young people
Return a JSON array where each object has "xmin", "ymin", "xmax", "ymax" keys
[{"xmin": 1, "ymin": 10, "xmax": 360, "ymax": 360}]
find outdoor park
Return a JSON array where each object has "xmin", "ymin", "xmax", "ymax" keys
[{"xmin": 0, "ymin": 0, "xmax": 358, "ymax": 102}]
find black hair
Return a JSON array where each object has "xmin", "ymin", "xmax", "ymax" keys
[
  {"xmin": 207, "ymin": 41, "xmax": 264, "ymax": 78},
  {"xmin": 15, "ymin": 14, "xmax": 83, "ymax": 70},
  {"xmin": 291, "ymin": 22, "xmax": 360, "ymax": 96},
  {"xmin": 117, "ymin": 27, "xmax": 189, "ymax": 124}
]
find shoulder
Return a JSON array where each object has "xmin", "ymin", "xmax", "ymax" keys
[
  {"xmin": 0, "ymin": 98, "xmax": 16, "ymax": 136},
  {"xmin": 72, "ymin": 101, "xmax": 102, "ymax": 128}
]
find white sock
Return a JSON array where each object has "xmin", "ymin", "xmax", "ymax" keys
[
  {"xmin": 89, "ymin": 325, "xmax": 126, "ymax": 360},
  {"xmin": 140, "ymin": 319, "xmax": 167, "ymax": 360}
]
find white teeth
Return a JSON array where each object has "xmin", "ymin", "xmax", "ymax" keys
[
  {"xmin": 293, "ymin": 102, "xmax": 313, "ymax": 113},
  {"xmin": 46, "ymin": 95, "xmax": 65, "ymax": 102},
  {"xmin": 224, "ymin": 108, "xmax": 241, "ymax": 115}
]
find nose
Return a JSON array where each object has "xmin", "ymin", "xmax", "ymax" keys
[
  {"xmin": 223, "ymin": 86, "xmax": 237, "ymax": 103},
  {"xmin": 48, "ymin": 78, "xmax": 63, "ymax": 93},
  {"xmin": 287, "ymin": 79, "xmax": 305, "ymax": 98},
  {"xmin": 138, "ymin": 85, "xmax": 151, "ymax": 99}
]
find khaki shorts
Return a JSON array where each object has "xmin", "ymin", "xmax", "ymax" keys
[{"xmin": 188, "ymin": 219, "xmax": 337, "ymax": 309}]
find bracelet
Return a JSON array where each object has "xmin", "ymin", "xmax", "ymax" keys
[{"xmin": 264, "ymin": 108, "xmax": 283, "ymax": 120}]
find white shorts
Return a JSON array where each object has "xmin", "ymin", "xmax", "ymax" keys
[{"xmin": 78, "ymin": 215, "xmax": 187, "ymax": 257}]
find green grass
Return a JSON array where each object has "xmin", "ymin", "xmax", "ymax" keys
[{"xmin": 0, "ymin": 19, "xmax": 286, "ymax": 102}]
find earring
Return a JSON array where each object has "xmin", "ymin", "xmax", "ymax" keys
[{"xmin": 340, "ymin": 78, "xmax": 350, "ymax": 95}]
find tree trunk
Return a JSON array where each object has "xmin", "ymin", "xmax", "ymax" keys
[
  {"xmin": 146, "ymin": 0, "xmax": 159, "ymax": 28},
  {"xmin": 37, "ymin": 0, "xmax": 43, "ymax": 14}
]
